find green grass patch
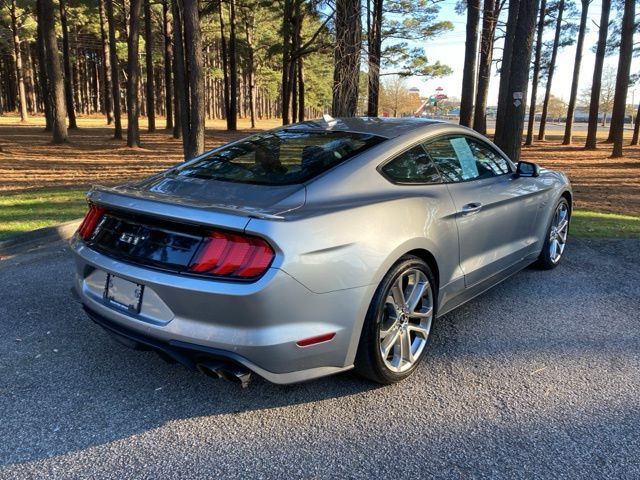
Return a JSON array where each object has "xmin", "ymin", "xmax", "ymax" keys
[
  {"xmin": 0, "ymin": 189, "xmax": 88, "ymax": 240},
  {"xmin": 571, "ymin": 210, "xmax": 640, "ymax": 239},
  {"xmin": 1, "ymin": 190, "xmax": 639, "ymax": 241}
]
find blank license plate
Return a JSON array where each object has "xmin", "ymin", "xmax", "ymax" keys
[{"xmin": 104, "ymin": 274, "xmax": 144, "ymax": 313}]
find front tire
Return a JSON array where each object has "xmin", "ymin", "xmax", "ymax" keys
[
  {"xmin": 536, "ymin": 198, "xmax": 570, "ymax": 270},
  {"xmin": 354, "ymin": 255, "xmax": 436, "ymax": 384}
]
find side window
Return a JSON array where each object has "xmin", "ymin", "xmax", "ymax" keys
[
  {"xmin": 380, "ymin": 145, "xmax": 441, "ymax": 184},
  {"xmin": 423, "ymin": 136, "xmax": 473, "ymax": 182},
  {"xmin": 467, "ymin": 138, "xmax": 511, "ymax": 176},
  {"xmin": 424, "ymin": 136, "xmax": 510, "ymax": 183}
]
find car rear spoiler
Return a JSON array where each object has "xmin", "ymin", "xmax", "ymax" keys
[{"xmin": 86, "ymin": 186, "xmax": 285, "ymax": 230}]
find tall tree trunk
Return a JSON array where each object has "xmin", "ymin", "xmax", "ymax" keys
[
  {"xmin": 494, "ymin": 0, "xmax": 520, "ymax": 144},
  {"xmin": 537, "ymin": 0, "xmax": 564, "ymax": 141},
  {"xmin": 585, "ymin": 0, "xmax": 610, "ymax": 149},
  {"xmin": 35, "ymin": 0, "xmax": 53, "ymax": 131},
  {"xmin": 460, "ymin": 0, "xmax": 480, "ymax": 127},
  {"xmin": 473, "ymin": 0, "xmax": 500, "ymax": 134},
  {"xmin": 183, "ymin": 0, "xmax": 205, "ymax": 156},
  {"xmin": 562, "ymin": 0, "xmax": 588, "ymax": 145},
  {"xmin": 144, "ymin": 0, "xmax": 155, "ymax": 132},
  {"xmin": 10, "ymin": 0, "xmax": 28, "ymax": 122},
  {"xmin": 98, "ymin": 0, "xmax": 113, "ymax": 124},
  {"xmin": 525, "ymin": 0, "xmax": 546, "ymax": 146},
  {"xmin": 332, "ymin": 0, "xmax": 361, "ymax": 117},
  {"xmin": 163, "ymin": 0, "xmax": 173, "ymax": 130},
  {"xmin": 127, "ymin": 0, "xmax": 143, "ymax": 147},
  {"xmin": 106, "ymin": 0, "xmax": 123, "ymax": 139},
  {"xmin": 218, "ymin": 1, "xmax": 231, "ymax": 122},
  {"xmin": 281, "ymin": 0, "xmax": 293, "ymax": 124},
  {"xmin": 58, "ymin": 0, "xmax": 77, "ymax": 128},
  {"xmin": 227, "ymin": 0, "xmax": 238, "ymax": 130},
  {"xmin": 298, "ymin": 58, "xmax": 305, "ymax": 122},
  {"xmin": 366, "ymin": 0, "xmax": 383, "ymax": 117},
  {"xmin": 290, "ymin": 0, "xmax": 302, "ymax": 123},
  {"xmin": 244, "ymin": 10, "xmax": 256, "ymax": 128},
  {"xmin": 494, "ymin": 0, "xmax": 539, "ymax": 161},
  {"xmin": 173, "ymin": 0, "xmax": 188, "ymax": 143},
  {"xmin": 610, "ymin": 0, "xmax": 635, "ymax": 158},
  {"xmin": 39, "ymin": 0, "xmax": 68, "ymax": 143},
  {"xmin": 25, "ymin": 46, "xmax": 37, "ymax": 113},
  {"xmin": 631, "ymin": 102, "xmax": 640, "ymax": 146}
]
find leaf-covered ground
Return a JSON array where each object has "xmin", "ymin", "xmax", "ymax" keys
[{"xmin": 0, "ymin": 115, "xmax": 638, "ymax": 239}]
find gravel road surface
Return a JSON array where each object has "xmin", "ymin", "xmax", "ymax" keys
[{"xmin": 1, "ymin": 239, "xmax": 639, "ymax": 479}]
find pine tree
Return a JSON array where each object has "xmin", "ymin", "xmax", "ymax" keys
[
  {"xmin": 459, "ymin": 0, "xmax": 480, "ymax": 127},
  {"xmin": 126, "ymin": 0, "xmax": 143, "ymax": 147},
  {"xmin": 39, "ymin": 0, "xmax": 67, "ymax": 143},
  {"xmin": 585, "ymin": 0, "xmax": 611, "ymax": 149},
  {"xmin": 609, "ymin": 0, "xmax": 635, "ymax": 158}
]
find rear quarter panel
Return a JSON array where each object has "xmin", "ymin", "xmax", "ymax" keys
[{"xmin": 245, "ymin": 191, "xmax": 461, "ymax": 295}]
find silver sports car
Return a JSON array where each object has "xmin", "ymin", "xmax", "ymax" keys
[{"xmin": 71, "ymin": 117, "xmax": 572, "ymax": 386}]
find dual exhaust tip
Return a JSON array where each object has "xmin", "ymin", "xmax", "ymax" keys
[{"xmin": 197, "ymin": 361, "xmax": 252, "ymax": 388}]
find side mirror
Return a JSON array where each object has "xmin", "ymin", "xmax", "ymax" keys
[{"xmin": 516, "ymin": 161, "xmax": 540, "ymax": 177}]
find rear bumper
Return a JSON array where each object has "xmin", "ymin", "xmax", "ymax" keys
[{"xmin": 71, "ymin": 237, "xmax": 366, "ymax": 384}]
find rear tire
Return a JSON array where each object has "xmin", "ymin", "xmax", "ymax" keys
[
  {"xmin": 354, "ymin": 255, "xmax": 436, "ymax": 384},
  {"xmin": 536, "ymin": 198, "xmax": 570, "ymax": 270}
]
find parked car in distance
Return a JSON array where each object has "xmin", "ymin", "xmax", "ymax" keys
[{"xmin": 71, "ymin": 117, "xmax": 572, "ymax": 387}]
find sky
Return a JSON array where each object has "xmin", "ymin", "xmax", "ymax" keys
[{"xmin": 399, "ymin": 1, "xmax": 635, "ymax": 106}]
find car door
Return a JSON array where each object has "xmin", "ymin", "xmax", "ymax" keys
[
  {"xmin": 379, "ymin": 143, "xmax": 464, "ymax": 301},
  {"xmin": 423, "ymin": 134, "xmax": 541, "ymax": 287}
]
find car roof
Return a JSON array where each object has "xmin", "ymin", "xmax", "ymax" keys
[{"xmin": 285, "ymin": 116, "xmax": 446, "ymax": 139}]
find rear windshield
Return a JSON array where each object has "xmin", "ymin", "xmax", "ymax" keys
[{"xmin": 171, "ymin": 129, "xmax": 384, "ymax": 185}]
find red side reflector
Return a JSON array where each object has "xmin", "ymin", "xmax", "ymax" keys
[
  {"xmin": 189, "ymin": 231, "xmax": 275, "ymax": 279},
  {"xmin": 77, "ymin": 205, "xmax": 105, "ymax": 241},
  {"xmin": 296, "ymin": 333, "xmax": 336, "ymax": 348}
]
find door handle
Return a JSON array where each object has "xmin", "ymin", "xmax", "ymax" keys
[{"xmin": 460, "ymin": 202, "xmax": 483, "ymax": 215}]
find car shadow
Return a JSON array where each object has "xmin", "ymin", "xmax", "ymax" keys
[{"xmin": 0, "ymin": 300, "xmax": 386, "ymax": 466}]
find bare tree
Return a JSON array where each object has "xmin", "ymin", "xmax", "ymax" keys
[
  {"xmin": 632, "ymin": 102, "xmax": 640, "ymax": 146},
  {"xmin": 9, "ymin": 0, "xmax": 28, "ymax": 121},
  {"xmin": 58, "ymin": 0, "xmax": 77, "ymax": 128},
  {"xmin": 537, "ymin": 0, "xmax": 565, "ymax": 141},
  {"xmin": 163, "ymin": 0, "xmax": 173, "ymax": 130},
  {"xmin": 332, "ymin": 0, "xmax": 361, "ymax": 117},
  {"xmin": 366, "ymin": 0, "xmax": 383, "ymax": 116},
  {"xmin": 525, "ymin": 0, "xmax": 547, "ymax": 146},
  {"xmin": 39, "ymin": 0, "xmax": 68, "ymax": 143},
  {"xmin": 35, "ymin": 0, "xmax": 53, "ymax": 130},
  {"xmin": 217, "ymin": 0, "xmax": 231, "ymax": 124},
  {"xmin": 106, "ymin": 0, "xmax": 123, "ymax": 139},
  {"xmin": 473, "ymin": 0, "xmax": 503, "ymax": 134},
  {"xmin": 173, "ymin": 0, "xmax": 204, "ymax": 158},
  {"xmin": 494, "ymin": 0, "xmax": 540, "ymax": 161},
  {"xmin": 126, "ymin": 0, "xmax": 143, "ymax": 147},
  {"xmin": 98, "ymin": 0, "xmax": 113, "ymax": 124},
  {"xmin": 173, "ymin": 0, "xmax": 188, "ymax": 141},
  {"xmin": 610, "ymin": 0, "xmax": 635, "ymax": 158},
  {"xmin": 281, "ymin": 0, "xmax": 293, "ymax": 124},
  {"xmin": 228, "ymin": 0, "xmax": 238, "ymax": 130},
  {"xmin": 494, "ymin": 0, "xmax": 520, "ymax": 142},
  {"xmin": 185, "ymin": 0, "xmax": 204, "ymax": 154},
  {"xmin": 460, "ymin": 0, "xmax": 480, "ymax": 127},
  {"xmin": 242, "ymin": 3, "xmax": 256, "ymax": 127},
  {"xmin": 585, "ymin": 0, "xmax": 611, "ymax": 149},
  {"xmin": 144, "ymin": 0, "xmax": 155, "ymax": 132},
  {"xmin": 562, "ymin": 0, "xmax": 589, "ymax": 145}
]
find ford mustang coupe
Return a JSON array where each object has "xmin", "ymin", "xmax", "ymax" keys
[{"xmin": 72, "ymin": 117, "xmax": 572, "ymax": 387}]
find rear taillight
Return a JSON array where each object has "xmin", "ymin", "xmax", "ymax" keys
[
  {"xmin": 189, "ymin": 231, "xmax": 275, "ymax": 279},
  {"xmin": 77, "ymin": 204, "xmax": 105, "ymax": 241}
]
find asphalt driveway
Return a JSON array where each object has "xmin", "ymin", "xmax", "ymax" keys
[{"xmin": 1, "ymin": 238, "xmax": 639, "ymax": 479}]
